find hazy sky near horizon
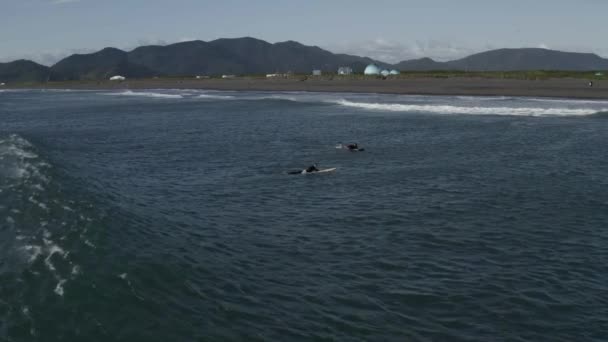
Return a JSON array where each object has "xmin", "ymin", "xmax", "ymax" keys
[{"xmin": 1, "ymin": 0, "xmax": 607, "ymax": 65}]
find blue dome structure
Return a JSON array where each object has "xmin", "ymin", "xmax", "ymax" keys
[
  {"xmin": 389, "ymin": 69, "xmax": 400, "ymax": 75},
  {"xmin": 364, "ymin": 64, "xmax": 381, "ymax": 75}
]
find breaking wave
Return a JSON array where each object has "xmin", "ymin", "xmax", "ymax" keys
[
  {"xmin": 0, "ymin": 134, "xmax": 100, "ymax": 303},
  {"xmin": 196, "ymin": 94, "xmax": 236, "ymax": 100},
  {"xmin": 107, "ymin": 90, "xmax": 183, "ymax": 99},
  {"xmin": 527, "ymin": 97, "xmax": 608, "ymax": 105},
  {"xmin": 456, "ymin": 96, "xmax": 512, "ymax": 101},
  {"xmin": 332, "ymin": 99, "xmax": 607, "ymax": 117}
]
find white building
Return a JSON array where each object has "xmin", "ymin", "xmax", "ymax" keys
[
  {"xmin": 312, "ymin": 69, "xmax": 322, "ymax": 76},
  {"xmin": 380, "ymin": 69, "xmax": 390, "ymax": 77},
  {"xmin": 338, "ymin": 66, "xmax": 353, "ymax": 75},
  {"xmin": 364, "ymin": 64, "xmax": 380, "ymax": 75},
  {"xmin": 222, "ymin": 75, "xmax": 236, "ymax": 79},
  {"xmin": 0, "ymin": 82, "xmax": 5, "ymax": 86},
  {"xmin": 389, "ymin": 69, "xmax": 400, "ymax": 75},
  {"xmin": 109, "ymin": 75, "xmax": 126, "ymax": 81}
]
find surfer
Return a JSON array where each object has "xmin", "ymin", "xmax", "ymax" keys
[
  {"xmin": 288, "ymin": 164, "xmax": 321, "ymax": 174},
  {"xmin": 305, "ymin": 164, "xmax": 319, "ymax": 173},
  {"xmin": 346, "ymin": 143, "xmax": 359, "ymax": 151}
]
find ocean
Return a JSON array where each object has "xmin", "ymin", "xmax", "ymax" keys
[{"xmin": 1, "ymin": 89, "xmax": 607, "ymax": 341}]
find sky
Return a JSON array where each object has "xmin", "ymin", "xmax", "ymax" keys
[{"xmin": 1, "ymin": 0, "xmax": 608, "ymax": 65}]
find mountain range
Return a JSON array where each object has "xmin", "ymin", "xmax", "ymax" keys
[{"xmin": 2, "ymin": 37, "xmax": 608, "ymax": 82}]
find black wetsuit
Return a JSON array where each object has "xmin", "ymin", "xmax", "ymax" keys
[{"xmin": 306, "ymin": 166, "xmax": 319, "ymax": 173}]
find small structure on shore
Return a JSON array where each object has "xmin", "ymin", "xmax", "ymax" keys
[
  {"xmin": 196, "ymin": 75, "xmax": 210, "ymax": 79},
  {"xmin": 312, "ymin": 69, "xmax": 322, "ymax": 76},
  {"xmin": 389, "ymin": 69, "xmax": 400, "ymax": 75},
  {"xmin": 266, "ymin": 73, "xmax": 286, "ymax": 78},
  {"xmin": 109, "ymin": 75, "xmax": 126, "ymax": 81},
  {"xmin": 380, "ymin": 69, "xmax": 390, "ymax": 77},
  {"xmin": 222, "ymin": 74, "xmax": 236, "ymax": 79},
  {"xmin": 338, "ymin": 67, "xmax": 353, "ymax": 75},
  {"xmin": 596, "ymin": 72, "xmax": 604, "ymax": 77},
  {"xmin": 364, "ymin": 64, "xmax": 380, "ymax": 75},
  {"xmin": 0, "ymin": 82, "xmax": 5, "ymax": 86}
]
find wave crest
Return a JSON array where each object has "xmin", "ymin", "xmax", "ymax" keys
[
  {"xmin": 0, "ymin": 134, "xmax": 46, "ymax": 181},
  {"xmin": 1, "ymin": 134, "xmax": 99, "ymax": 301},
  {"xmin": 333, "ymin": 99, "xmax": 606, "ymax": 117},
  {"xmin": 196, "ymin": 94, "xmax": 235, "ymax": 100},
  {"xmin": 107, "ymin": 90, "xmax": 183, "ymax": 99}
]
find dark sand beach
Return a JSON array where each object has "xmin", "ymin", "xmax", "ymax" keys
[{"xmin": 7, "ymin": 77, "xmax": 608, "ymax": 99}]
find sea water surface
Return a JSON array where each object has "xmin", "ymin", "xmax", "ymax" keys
[{"xmin": 1, "ymin": 89, "xmax": 607, "ymax": 341}]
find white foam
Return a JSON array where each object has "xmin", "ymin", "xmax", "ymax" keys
[
  {"xmin": 0, "ymin": 135, "xmax": 49, "ymax": 183},
  {"xmin": 527, "ymin": 97, "xmax": 608, "ymax": 105},
  {"xmin": 71, "ymin": 265, "xmax": 81, "ymax": 276},
  {"xmin": 0, "ymin": 145, "xmax": 38, "ymax": 159},
  {"xmin": 333, "ymin": 99, "xmax": 605, "ymax": 117},
  {"xmin": 457, "ymin": 96, "xmax": 511, "ymax": 101},
  {"xmin": 264, "ymin": 95, "xmax": 298, "ymax": 101},
  {"xmin": 47, "ymin": 243, "xmax": 65, "ymax": 256},
  {"xmin": 246, "ymin": 95, "xmax": 301, "ymax": 102},
  {"xmin": 108, "ymin": 90, "xmax": 183, "ymax": 99},
  {"xmin": 196, "ymin": 94, "xmax": 235, "ymax": 100},
  {"xmin": 54, "ymin": 279, "xmax": 66, "ymax": 296},
  {"xmin": 21, "ymin": 245, "xmax": 42, "ymax": 262},
  {"xmin": 28, "ymin": 196, "xmax": 48, "ymax": 210},
  {"xmin": 43, "ymin": 241, "xmax": 66, "ymax": 271}
]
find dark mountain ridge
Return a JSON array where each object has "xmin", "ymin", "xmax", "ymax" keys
[
  {"xmin": 2, "ymin": 38, "xmax": 608, "ymax": 82},
  {"xmin": 394, "ymin": 48, "xmax": 608, "ymax": 71},
  {"xmin": 0, "ymin": 60, "xmax": 50, "ymax": 82}
]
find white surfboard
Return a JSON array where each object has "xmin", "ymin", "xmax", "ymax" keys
[{"xmin": 304, "ymin": 167, "xmax": 336, "ymax": 174}]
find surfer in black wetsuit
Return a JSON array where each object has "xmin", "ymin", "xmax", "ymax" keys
[
  {"xmin": 346, "ymin": 143, "xmax": 358, "ymax": 150},
  {"xmin": 305, "ymin": 164, "xmax": 319, "ymax": 173}
]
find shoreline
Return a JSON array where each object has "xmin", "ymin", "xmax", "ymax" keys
[{"xmin": 4, "ymin": 77, "xmax": 608, "ymax": 100}]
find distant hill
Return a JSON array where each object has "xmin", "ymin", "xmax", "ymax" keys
[
  {"xmin": 395, "ymin": 48, "xmax": 608, "ymax": 71},
  {"xmin": 50, "ymin": 47, "xmax": 157, "ymax": 81},
  {"xmin": 446, "ymin": 48, "xmax": 608, "ymax": 71},
  {"xmin": 394, "ymin": 57, "xmax": 446, "ymax": 71},
  {"xmin": 0, "ymin": 60, "xmax": 50, "ymax": 82},
  {"xmin": 3, "ymin": 38, "xmax": 608, "ymax": 82},
  {"xmin": 127, "ymin": 37, "xmax": 382, "ymax": 77},
  {"xmin": 48, "ymin": 37, "xmax": 381, "ymax": 80}
]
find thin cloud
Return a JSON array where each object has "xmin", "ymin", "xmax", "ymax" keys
[
  {"xmin": 329, "ymin": 38, "xmax": 608, "ymax": 63},
  {"xmin": 329, "ymin": 38, "xmax": 473, "ymax": 63},
  {"xmin": 52, "ymin": 0, "xmax": 80, "ymax": 4}
]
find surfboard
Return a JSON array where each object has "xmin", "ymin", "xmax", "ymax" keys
[
  {"xmin": 309, "ymin": 167, "xmax": 336, "ymax": 174},
  {"xmin": 289, "ymin": 167, "xmax": 337, "ymax": 175},
  {"xmin": 336, "ymin": 144, "xmax": 364, "ymax": 152}
]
